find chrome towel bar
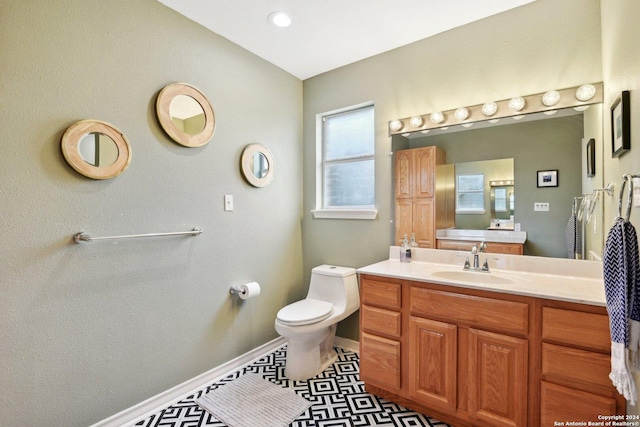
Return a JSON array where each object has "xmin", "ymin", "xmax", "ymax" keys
[{"xmin": 73, "ymin": 227, "xmax": 202, "ymax": 243}]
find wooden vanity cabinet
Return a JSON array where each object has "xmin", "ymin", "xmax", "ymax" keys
[
  {"xmin": 395, "ymin": 146, "xmax": 452, "ymax": 248},
  {"xmin": 436, "ymin": 239, "xmax": 524, "ymax": 255},
  {"xmin": 540, "ymin": 304, "xmax": 626, "ymax": 424},
  {"xmin": 359, "ymin": 273, "xmax": 625, "ymax": 427}
]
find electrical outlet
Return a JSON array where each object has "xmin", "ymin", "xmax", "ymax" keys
[
  {"xmin": 534, "ymin": 202, "xmax": 550, "ymax": 212},
  {"xmin": 224, "ymin": 195, "xmax": 233, "ymax": 211}
]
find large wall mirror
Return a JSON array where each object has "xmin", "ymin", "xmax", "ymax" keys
[
  {"xmin": 241, "ymin": 144, "xmax": 275, "ymax": 187},
  {"xmin": 61, "ymin": 119, "xmax": 132, "ymax": 179},
  {"xmin": 156, "ymin": 82, "xmax": 215, "ymax": 147},
  {"xmin": 391, "ymin": 88, "xmax": 605, "ymax": 260}
]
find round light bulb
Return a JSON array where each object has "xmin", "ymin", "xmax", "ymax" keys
[
  {"xmin": 542, "ymin": 90, "xmax": 560, "ymax": 106},
  {"xmin": 482, "ymin": 102, "xmax": 498, "ymax": 116},
  {"xmin": 389, "ymin": 120, "xmax": 403, "ymax": 132},
  {"xmin": 508, "ymin": 97, "xmax": 525, "ymax": 112},
  {"xmin": 409, "ymin": 116, "xmax": 423, "ymax": 128},
  {"xmin": 576, "ymin": 84, "xmax": 596, "ymax": 102},
  {"xmin": 454, "ymin": 107, "xmax": 469, "ymax": 121},
  {"xmin": 430, "ymin": 112, "xmax": 444, "ymax": 124},
  {"xmin": 461, "ymin": 123, "xmax": 474, "ymax": 128}
]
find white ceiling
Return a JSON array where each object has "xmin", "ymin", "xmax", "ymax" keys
[{"xmin": 156, "ymin": 0, "xmax": 535, "ymax": 80}]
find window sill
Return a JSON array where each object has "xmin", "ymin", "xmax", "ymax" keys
[{"xmin": 311, "ymin": 209, "xmax": 378, "ymax": 220}]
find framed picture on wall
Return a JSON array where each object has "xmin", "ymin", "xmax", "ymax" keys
[
  {"xmin": 611, "ymin": 90, "xmax": 630, "ymax": 157},
  {"xmin": 537, "ymin": 170, "xmax": 558, "ymax": 188},
  {"xmin": 586, "ymin": 138, "xmax": 596, "ymax": 177}
]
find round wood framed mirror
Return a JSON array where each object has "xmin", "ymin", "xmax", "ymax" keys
[
  {"xmin": 241, "ymin": 144, "xmax": 275, "ymax": 187},
  {"xmin": 61, "ymin": 119, "xmax": 132, "ymax": 180},
  {"xmin": 156, "ymin": 83, "xmax": 215, "ymax": 147}
]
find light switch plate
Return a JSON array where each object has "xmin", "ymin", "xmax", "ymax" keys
[
  {"xmin": 224, "ymin": 195, "xmax": 233, "ymax": 211},
  {"xmin": 534, "ymin": 202, "xmax": 550, "ymax": 212}
]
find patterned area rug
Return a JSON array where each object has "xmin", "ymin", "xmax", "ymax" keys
[
  {"xmin": 196, "ymin": 373, "xmax": 311, "ymax": 427},
  {"xmin": 135, "ymin": 346, "xmax": 451, "ymax": 427}
]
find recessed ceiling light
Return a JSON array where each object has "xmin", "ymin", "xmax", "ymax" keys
[{"xmin": 268, "ymin": 11, "xmax": 291, "ymax": 28}]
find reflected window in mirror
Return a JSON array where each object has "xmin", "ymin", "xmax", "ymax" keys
[
  {"xmin": 456, "ymin": 173, "xmax": 485, "ymax": 214},
  {"xmin": 61, "ymin": 119, "xmax": 132, "ymax": 180},
  {"xmin": 241, "ymin": 144, "xmax": 275, "ymax": 187},
  {"xmin": 156, "ymin": 83, "xmax": 215, "ymax": 147}
]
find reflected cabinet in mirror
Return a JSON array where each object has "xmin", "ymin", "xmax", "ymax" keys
[
  {"xmin": 241, "ymin": 144, "xmax": 275, "ymax": 187},
  {"xmin": 392, "ymin": 104, "xmax": 604, "ymax": 259},
  {"xmin": 61, "ymin": 119, "xmax": 132, "ymax": 180},
  {"xmin": 156, "ymin": 83, "xmax": 215, "ymax": 147}
]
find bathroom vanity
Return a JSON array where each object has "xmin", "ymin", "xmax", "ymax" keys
[
  {"xmin": 435, "ymin": 229, "xmax": 527, "ymax": 255},
  {"xmin": 357, "ymin": 247, "xmax": 624, "ymax": 427}
]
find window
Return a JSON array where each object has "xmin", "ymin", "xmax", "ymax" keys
[
  {"xmin": 456, "ymin": 173, "xmax": 485, "ymax": 214},
  {"xmin": 312, "ymin": 103, "xmax": 377, "ymax": 219},
  {"xmin": 494, "ymin": 188, "xmax": 508, "ymax": 212}
]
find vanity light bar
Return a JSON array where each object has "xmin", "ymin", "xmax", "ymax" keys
[{"xmin": 388, "ymin": 82, "xmax": 603, "ymax": 136}]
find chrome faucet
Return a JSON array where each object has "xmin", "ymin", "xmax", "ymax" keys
[{"xmin": 463, "ymin": 242, "xmax": 489, "ymax": 272}]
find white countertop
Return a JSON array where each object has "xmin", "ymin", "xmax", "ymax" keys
[
  {"xmin": 436, "ymin": 228, "xmax": 527, "ymax": 244},
  {"xmin": 357, "ymin": 247, "xmax": 606, "ymax": 307}
]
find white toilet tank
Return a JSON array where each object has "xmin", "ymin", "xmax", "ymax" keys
[{"xmin": 307, "ymin": 265, "xmax": 359, "ymax": 313}]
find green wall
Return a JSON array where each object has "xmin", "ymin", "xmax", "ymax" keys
[{"xmin": 0, "ymin": 1, "xmax": 302, "ymax": 425}]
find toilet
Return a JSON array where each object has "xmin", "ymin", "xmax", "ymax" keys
[{"xmin": 275, "ymin": 265, "xmax": 360, "ymax": 381}]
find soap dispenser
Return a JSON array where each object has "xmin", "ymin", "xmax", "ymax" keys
[{"xmin": 400, "ymin": 234, "xmax": 411, "ymax": 263}]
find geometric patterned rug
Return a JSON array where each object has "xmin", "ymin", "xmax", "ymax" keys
[{"xmin": 134, "ymin": 346, "xmax": 452, "ymax": 427}]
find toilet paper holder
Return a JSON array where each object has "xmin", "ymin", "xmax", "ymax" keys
[
  {"xmin": 229, "ymin": 281, "xmax": 261, "ymax": 299},
  {"xmin": 229, "ymin": 286, "xmax": 245, "ymax": 296}
]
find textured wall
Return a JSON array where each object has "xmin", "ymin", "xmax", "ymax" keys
[
  {"xmin": 303, "ymin": 0, "xmax": 603, "ymax": 340},
  {"xmin": 600, "ymin": 0, "xmax": 640, "ymax": 415},
  {"xmin": 0, "ymin": 1, "xmax": 302, "ymax": 425}
]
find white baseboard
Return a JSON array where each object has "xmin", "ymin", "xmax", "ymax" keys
[
  {"xmin": 334, "ymin": 336, "xmax": 359, "ymax": 353},
  {"xmin": 91, "ymin": 336, "xmax": 287, "ymax": 427},
  {"xmin": 91, "ymin": 336, "xmax": 360, "ymax": 427}
]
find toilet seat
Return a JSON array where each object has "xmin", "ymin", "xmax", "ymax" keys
[{"xmin": 276, "ymin": 298, "xmax": 333, "ymax": 326}]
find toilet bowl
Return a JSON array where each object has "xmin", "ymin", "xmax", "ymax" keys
[{"xmin": 275, "ymin": 265, "xmax": 360, "ymax": 381}]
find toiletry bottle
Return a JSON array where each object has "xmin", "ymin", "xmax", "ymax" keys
[
  {"xmin": 400, "ymin": 234, "xmax": 411, "ymax": 263},
  {"xmin": 410, "ymin": 233, "xmax": 419, "ymax": 248}
]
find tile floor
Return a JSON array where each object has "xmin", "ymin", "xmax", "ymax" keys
[{"xmin": 134, "ymin": 345, "xmax": 452, "ymax": 427}]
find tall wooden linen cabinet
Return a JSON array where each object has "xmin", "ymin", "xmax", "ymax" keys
[{"xmin": 395, "ymin": 146, "xmax": 453, "ymax": 247}]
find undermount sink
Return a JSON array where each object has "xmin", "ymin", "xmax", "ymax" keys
[{"xmin": 428, "ymin": 269, "xmax": 516, "ymax": 285}]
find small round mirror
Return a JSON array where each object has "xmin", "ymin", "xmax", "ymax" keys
[
  {"xmin": 61, "ymin": 120, "xmax": 131, "ymax": 180},
  {"xmin": 169, "ymin": 94, "xmax": 206, "ymax": 136},
  {"xmin": 241, "ymin": 144, "xmax": 275, "ymax": 187},
  {"xmin": 156, "ymin": 83, "xmax": 215, "ymax": 147},
  {"xmin": 251, "ymin": 152, "xmax": 269, "ymax": 179},
  {"xmin": 78, "ymin": 132, "xmax": 119, "ymax": 167}
]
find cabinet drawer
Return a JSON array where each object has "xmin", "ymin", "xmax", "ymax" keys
[
  {"xmin": 541, "ymin": 381, "xmax": 619, "ymax": 424},
  {"xmin": 362, "ymin": 305, "xmax": 401, "ymax": 338},
  {"xmin": 542, "ymin": 307, "xmax": 610, "ymax": 352},
  {"xmin": 361, "ymin": 277, "xmax": 402, "ymax": 310},
  {"xmin": 410, "ymin": 287, "xmax": 528, "ymax": 335},
  {"xmin": 360, "ymin": 332, "xmax": 401, "ymax": 392},
  {"xmin": 542, "ymin": 343, "xmax": 613, "ymax": 396}
]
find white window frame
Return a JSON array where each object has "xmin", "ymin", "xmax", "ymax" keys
[
  {"xmin": 456, "ymin": 173, "xmax": 486, "ymax": 214},
  {"xmin": 311, "ymin": 102, "xmax": 377, "ymax": 220}
]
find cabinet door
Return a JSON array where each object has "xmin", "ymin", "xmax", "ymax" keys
[
  {"xmin": 414, "ymin": 147, "xmax": 436, "ymax": 198},
  {"xmin": 395, "ymin": 199, "xmax": 413, "ymax": 245},
  {"xmin": 468, "ymin": 329, "xmax": 528, "ymax": 427},
  {"xmin": 408, "ymin": 316, "xmax": 457, "ymax": 411},
  {"xmin": 395, "ymin": 149, "xmax": 414, "ymax": 199},
  {"xmin": 360, "ymin": 332, "xmax": 401, "ymax": 393},
  {"xmin": 413, "ymin": 199, "xmax": 435, "ymax": 248}
]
